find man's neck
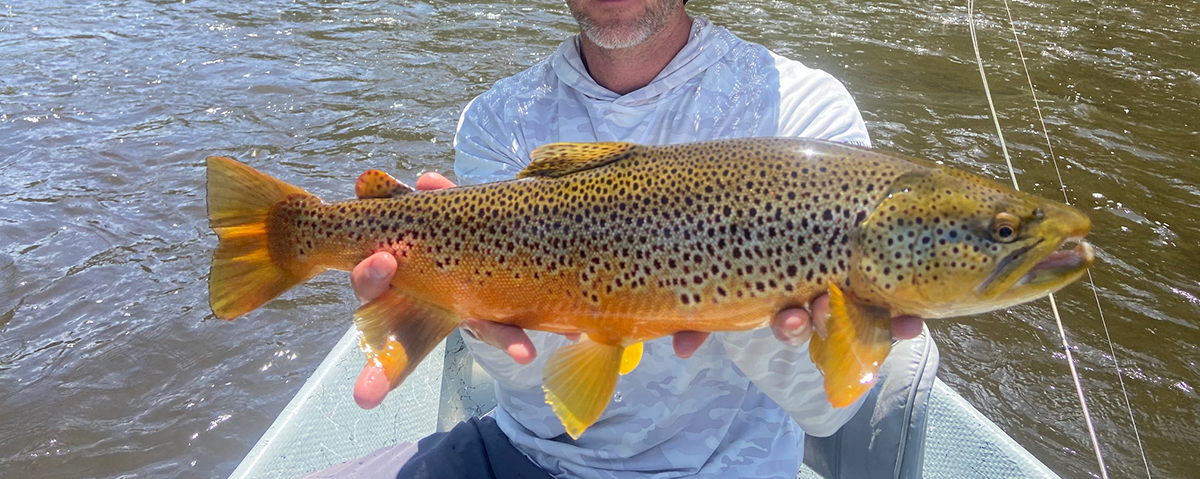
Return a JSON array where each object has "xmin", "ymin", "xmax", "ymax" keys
[{"xmin": 579, "ymin": 11, "xmax": 692, "ymax": 95}]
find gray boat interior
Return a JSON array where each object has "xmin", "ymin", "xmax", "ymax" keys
[{"xmin": 230, "ymin": 326, "xmax": 1060, "ymax": 478}]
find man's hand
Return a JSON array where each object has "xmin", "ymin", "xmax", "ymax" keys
[
  {"xmin": 770, "ymin": 296, "xmax": 925, "ymax": 346},
  {"xmin": 350, "ymin": 172, "xmax": 547, "ymax": 408},
  {"xmin": 674, "ymin": 298, "xmax": 924, "ymax": 359},
  {"xmin": 350, "ymin": 171, "xmax": 926, "ymax": 408},
  {"xmin": 352, "ymin": 171, "xmax": 455, "ymax": 409}
]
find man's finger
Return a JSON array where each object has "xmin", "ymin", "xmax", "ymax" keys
[
  {"xmin": 416, "ymin": 171, "xmax": 456, "ymax": 190},
  {"xmin": 353, "ymin": 362, "xmax": 390, "ymax": 409},
  {"xmin": 464, "ymin": 318, "xmax": 537, "ymax": 365},
  {"xmin": 772, "ymin": 308, "xmax": 813, "ymax": 346},
  {"xmin": 672, "ymin": 331, "xmax": 710, "ymax": 358},
  {"xmin": 809, "ymin": 294, "xmax": 831, "ymax": 340},
  {"xmin": 351, "ymin": 252, "xmax": 397, "ymax": 304},
  {"xmin": 891, "ymin": 315, "xmax": 923, "ymax": 340}
]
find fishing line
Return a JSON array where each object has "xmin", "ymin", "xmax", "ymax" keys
[
  {"xmin": 965, "ymin": 0, "xmax": 1111, "ymax": 477},
  {"xmin": 997, "ymin": 0, "xmax": 1153, "ymax": 476}
]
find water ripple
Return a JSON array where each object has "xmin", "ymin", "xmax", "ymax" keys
[{"xmin": 0, "ymin": 0, "xmax": 1195, "ymax": 478}]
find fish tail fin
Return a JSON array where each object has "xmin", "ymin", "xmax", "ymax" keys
[
  {"xmin": 810, "ymin": 282, "xmax": 895, "ymax": 408},
  {"xmin": 542, "ymin": 336, "xmax": 626, "ymax": 439},
  {"xmin": 354, "ymin": 291, "xmax": 460, "ymax": 394},
  {"xmin": 206, "ymin": 156, "xmax": 323, "ymax": 320}
]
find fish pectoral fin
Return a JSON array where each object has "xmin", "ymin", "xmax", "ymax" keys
[
  {"xmin": 519, "ymin": 142, "xmax": 639, "ymax": 178},
  {"xmin": 809, "ymin": 282, "xmax": 894, "ymax": 408},
  {"xmin": 542, "ymin": 336, "xmax": 624, "ymax": 439},
  {"xmin": 354, "ymin": 290, "xmax": 459, "ymax": 391},
  {"xmin": 619, "ymin": 342, "xmax": 643, "ymax": 375},
  {"xmin": 354, "ymin": 169, "xmax": 413, "ymax": 199}
]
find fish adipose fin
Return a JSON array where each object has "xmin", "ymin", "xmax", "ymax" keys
[
  {"xmin": 809, "ymin": 282, "xmax": 894, "ymax": 408},
  {"xmin": 519, "ymin": 142, "xmax": 638, "ymax": 178},
  {"xmin": 354, "ymin": 290, "xmax": 460, "ymax": 393},
  {"xmin": 543, "ymin": 336, "xmax": 627, "ymax": 439},
  {"xmin": 355, "ymin": 169, "xmax": 413, "ymax": 199},
  {"xmin": 206, "ymin": 156, "xmax": 323, "ymax": 320}
]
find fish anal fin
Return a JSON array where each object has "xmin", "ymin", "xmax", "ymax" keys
[
  {"xmin": 810, "ymin": 282, "xmax": 894, "ymax": 408},
  {"xmin": 519, "ymin": 142, "xmax": 638, "ymax": 178},
  {"xmin": 619, "ymin": 342, "xmax": 643, "ymax": 375},
  {"xmin": 355, "ymin": 169, "xmax": 413, "ymax": 199},
  {"xmin": 542, "ymin": 336, "xmax": 624, "ymax": 439},
  {"xmin": 354, "ymin": 290, "xmax": 459, "ymax": 388}
]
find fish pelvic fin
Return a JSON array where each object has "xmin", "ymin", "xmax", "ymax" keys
[
  {"xmin": 354, "ymin": 291, "xmax": 459, "ymax": 392},
  {"xmin": 206, "ymin": 156, "xmax": 323, "ymax": 320},
  {"xmin": 519, "ymin": 142, "xmax": 638, "ymax": 178},
  {"xmin": 619, "ymin": 341, "xmax": 643, "ymax": 375},
  {"xmin": 542, "ymin": 336, "xmax": 625, "ymax": 439},
  {"xmin": 355, "ymin": 169, "xmax": 413, "ymax": 199},
  {"xmin": 809, "ymin": 282, "xmax": 894, "ymax": 408}
]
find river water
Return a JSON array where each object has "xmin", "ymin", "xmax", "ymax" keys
[{"xmin": 0, "ymin": 0, "xmax": 1195, "ymax": 477}]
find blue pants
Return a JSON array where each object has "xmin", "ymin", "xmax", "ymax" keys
[{"xmin": 300, "ymin": 416, "xmax": 554, "ymax": 479}]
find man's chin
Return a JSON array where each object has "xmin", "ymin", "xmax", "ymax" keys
[
  {"xmin": 586, "ymin": 32, "xmax": 652, "ymax": 50},
  {"xmin": 572, "ymin": 0, "xmax": 683, "ymax": 50},
  {"xmin": 579, "ymin": 18, "xmax": 655, "ymax": 50}
]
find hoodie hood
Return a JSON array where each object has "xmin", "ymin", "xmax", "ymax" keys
[{"xmin": 550, "ymin": 17, "xmax": 740, "ymax": 107}]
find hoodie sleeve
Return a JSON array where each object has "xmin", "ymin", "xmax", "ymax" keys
[
  {"xmin": 717, "ymin": 329, "xmax": 867, "ymax": 437},
  {"xmin": 460, "ymin": 330, "xmax": 575, "ymax": 393},
  {"xmin": 772, "ymin": 54, "xmax": 872, "ymax": 149},
  {"xmin": 453, "ymin": 95, "xmax": 528, "ymax": 186}
]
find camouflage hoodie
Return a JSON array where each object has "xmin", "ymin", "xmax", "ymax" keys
[{"xmin": 452, "ymin": 16, "xmax": 873, "ymax": 479}]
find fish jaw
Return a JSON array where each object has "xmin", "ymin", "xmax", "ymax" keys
[{"xmin": 974, "ymin": 236, "xmax": 1093, "ymax": 309}]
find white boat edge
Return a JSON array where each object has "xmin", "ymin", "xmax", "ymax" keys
[{"xmin": 229, "ymin": 325, "xmax": 1061, "ymax": 479}]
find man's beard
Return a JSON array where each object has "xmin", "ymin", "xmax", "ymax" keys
[{"xmin": 571, "ymin": 0, "xmax": 682, "ymax": 50}]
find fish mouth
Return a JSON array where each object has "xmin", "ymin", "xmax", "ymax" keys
[
  {"xmin": 1016, "ymin": 237, "xmax": 1094, "ymax": 287},
  {"xmin": 979, "ymin": 236, "xmax": 1094, "ymax": 298}
]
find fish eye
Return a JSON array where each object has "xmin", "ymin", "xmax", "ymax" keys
[{"xmin": 991, "ymin": 213, "xmax": 1021, "ymax": 243}]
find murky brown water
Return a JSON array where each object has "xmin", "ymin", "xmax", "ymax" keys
[{"xmin": 1, "ymin": 0, "xmax": 1196, "ymax": 477}]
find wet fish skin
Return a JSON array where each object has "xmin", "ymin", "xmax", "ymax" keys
[{"xmin": 206, "ymin": 137, "xmax": 1093, "ymax": 438}]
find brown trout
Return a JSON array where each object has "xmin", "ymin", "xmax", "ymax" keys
[{"xmin": 206, "ymin": 137, "xmax": 1093, "ymax": 438}]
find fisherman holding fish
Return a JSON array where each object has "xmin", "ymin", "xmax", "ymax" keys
[
  {"xmin": 193, "ymin": 0, "xmax": 1082, "ymax": 477},
  {"xmin": 342, "ymin": 0, "xmax": 925, "ymax": 477}
]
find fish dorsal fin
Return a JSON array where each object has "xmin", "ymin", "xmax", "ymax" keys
[
  {"xmin": 355, "ymin": 170, "xmax": 413, "ymax": 199},
  {"xmin": 519, "ymin": 142, "xmax": 638, "ymax": 178},
  {"xmin": 809, "ymin": 282, "xmax": 894, "ymax": 408}
]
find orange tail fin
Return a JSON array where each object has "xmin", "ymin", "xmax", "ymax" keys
[{"xmin": 206, "ymin": 156, "xmax": 324, "ymax": 319}]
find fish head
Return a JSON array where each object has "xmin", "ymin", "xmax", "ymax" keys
[{"xmin": 850, "ymin": 166, "xmax": 1093, "ymax": 318}]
